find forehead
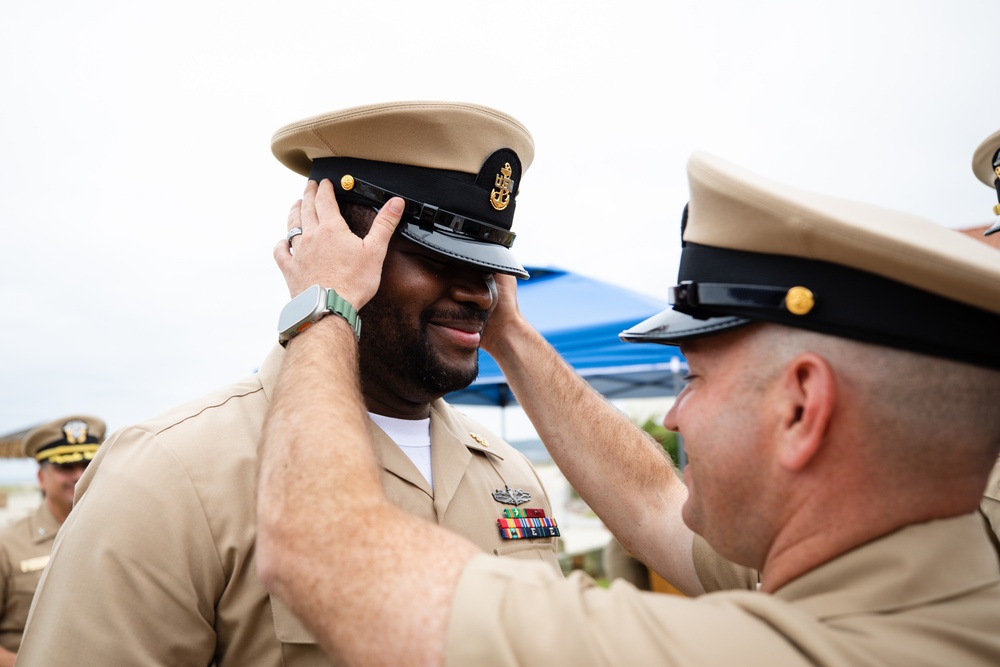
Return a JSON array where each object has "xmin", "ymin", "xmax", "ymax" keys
[
  {"xmin": 388, "ymin": 234, "xmax": 467, "ymax": 266},
  {"xmin": 680, "ymin": 324, "xmax": 766, "ymax": 365},
  {"xmin": 41, "ymin": 460, "xmax": 88, "ymax": 472},
  {"xmin": 680, "ymin": 330, "xmax": 738, "ymax": 359}
]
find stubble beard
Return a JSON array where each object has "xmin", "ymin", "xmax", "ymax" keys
[{"xmin": 358, "ymin": 295, "xmax": 485, "ymax": 400}]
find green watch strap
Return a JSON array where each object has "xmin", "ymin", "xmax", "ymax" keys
[{"xmin": 326, "ymin": 288, "xmax": 362, "ymax": 341}]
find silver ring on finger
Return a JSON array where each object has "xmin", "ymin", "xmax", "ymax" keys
[{"xmin": 286, "ymin": 227, "xmax": 303, "ymax": 252}]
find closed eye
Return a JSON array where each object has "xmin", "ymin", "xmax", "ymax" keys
[
  {"xmin": 419, "ymin": 255, "xmax": 450, "ymax": 271},
  {"xmin": 402, "ymin": 249, "xmax": 450, "ymax": 270}
]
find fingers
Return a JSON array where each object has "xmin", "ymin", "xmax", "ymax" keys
[
  {"xmin": 481, "ymin": 273, "xmax": 522, "ymax": 338},
  {"xmin": 288, "ymin": 180, "xmax": 344, "ymax": 255},
  {"xmin": 275, "ymin": 182, "xmax": 405, "ymax": 310},
  {"xmin": 486, "ymin": 274, "xmax": 499, "ymax": 309},
  {"xmin": 368, "ymin": 197, "xmax": 404, "ymax": 248},
  {"xmin": 480, "ymin": 273, "xmax": 522, "ymax": 354},
  {"xmin": 273, "ymin": 238, "xmax": 291, "ymax": 270},
  {"xmin": 299, "ymin": 179, "xmax": 319, "ymax": 237},
  {"xmin": 286, "ymin": 185, "xmax": 308, "ymax": 254},
  {"xmin": 287, "ymin": 198, "xmax": 303, "ymax": 234},
  {"xmin": 313, "ymin": 179, "xmax": 344, "ymax": 227},
  {"xmin": 494, "ymin": 273, "xmax": 519, "ymax": 302},
  {"xmin": 273, "ymin": 239, "xmax": 296, "ymax": 297}
]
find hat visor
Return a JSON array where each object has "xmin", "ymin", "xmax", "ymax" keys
[
  {"xmin": 985, "ymin": 219, "xmax": 1000, "ymax": 236},
  {"xmin": 401, "ymin": 221, "xmax": 529, "ymax": 278},
  {"xmin": 619, "ymin": 307, "xmax": 751, "ymax": 346}
]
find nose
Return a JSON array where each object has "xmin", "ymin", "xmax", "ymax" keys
[
  {"xmin": 449, "ymin": 267, "xmax": 497, "ymax": 312},
  {"xmin": 68, "ymin": 465, "xmax": 87, "ymax": 484},
  {"xmin": 662, "ymin": 398, "xmax": 680, "ymax": 433}
]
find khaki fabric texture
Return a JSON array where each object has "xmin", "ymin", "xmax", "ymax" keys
[
  {"xmin": 0, "ymin": 504, "xmax": 60, "ymax": 653},
  {"xmin": 271, "ymin": 101, "xmax": 534, "ymax": 177},
  {"xmin": 446, "ymin": 513, "xmax": 1000, "ymax": 666},
  {"xmin": 18, "ymin": 345, "xmax": 558, "ymax": 666}
]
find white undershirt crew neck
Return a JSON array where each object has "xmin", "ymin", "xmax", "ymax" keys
[{"xmin": 368, "ymin": 412, "xmax": 433, "ymax": 488}]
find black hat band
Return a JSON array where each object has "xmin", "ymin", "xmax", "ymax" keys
[
  {"xmin": 341, "ymin": 177, "xmax": 516, "ymax": 248},
  {"xmin": 310, "ymin": 154, "xmax": 521, "ymax": 235},
  {"xmin": 674, "ymin": 242, "xmax": 1000, "ymax": 369}
]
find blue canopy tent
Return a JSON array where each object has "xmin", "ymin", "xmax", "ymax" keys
[{"xmin": 445, "ymin": 266, "xmax": 687, "ymax": 410}]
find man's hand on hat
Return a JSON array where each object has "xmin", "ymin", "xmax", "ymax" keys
[
  {"xmin": 480, "ymin": 273, "xmax": 527, "ymax": 354},
  {"xmin": 274, "ymin": 179, "xmax": 403, "ymax": 310}
]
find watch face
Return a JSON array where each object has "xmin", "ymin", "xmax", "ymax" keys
[{"xmin": 278, "ymin": 285, "xmax": 325, "ymax": 336}]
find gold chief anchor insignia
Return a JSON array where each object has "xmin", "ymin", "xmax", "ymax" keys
[
  {"xmin": 492, "ymin": 484, "xmax": 531, "ymax": 506},
  {"xmin": 490, "ymin": 162, "xmax": 513, "ymax": 211}
]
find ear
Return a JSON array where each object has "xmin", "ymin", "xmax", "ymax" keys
[{"xmin": 774, "ymin": 352, "xmax": 836, "ymax": 471}]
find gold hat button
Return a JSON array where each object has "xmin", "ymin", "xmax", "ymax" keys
[
  {"xmin": 341, "ymin": 175, "xmax": 355, "ymax": 191},
  {"xmin": 785, "ymin": 286, "xmax": 815, "ymax": 316}
]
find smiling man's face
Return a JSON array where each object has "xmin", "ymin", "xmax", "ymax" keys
[
  {"xmin": 663, "ymin": 325, "xmax": 790, "ymax": 569},
  {"xmin": 358, "ymin": 234, "xmax": 498, "ymax": 413}
]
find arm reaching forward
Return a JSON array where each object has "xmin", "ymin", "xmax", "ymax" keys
[{"xmin": 480, "ymin": 274, "xmax": 706, "ymax": 595}]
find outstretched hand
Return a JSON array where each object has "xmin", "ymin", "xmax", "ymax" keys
[{"xmin": 273, "ymin": 179, "xmax": 403, "ymax": 310}]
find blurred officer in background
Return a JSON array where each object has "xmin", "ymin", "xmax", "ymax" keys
[
  {"xmin": 0, "ymin": 415, "xmax": 103, "ymax": 666},
  {"xmin": 972, "ymin": 127, "xmax": 1000, "ymax": 236}
]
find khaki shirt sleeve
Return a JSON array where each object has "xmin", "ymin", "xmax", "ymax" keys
[
  {"xmin": 447, "ymin": 517, "xmax": 1000, "ymax": 667},
  {"xmin": 691, "ymin": 534, "xmax": 759, "ymax": 592},
  {"xmin": 445, "ymin": 554, "xmax": 803, "ymax": 667},
  {"xmin": 17, "ymin": 428, "xmax": 222, "ymax": 665}
]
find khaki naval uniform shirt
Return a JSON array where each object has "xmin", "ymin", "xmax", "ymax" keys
[
  {"xmin": 447, "ymin": 513, "xmax": 1000, "ymax": 666},
  {"xmin": 0, "ymin": 503, "xmax": 59, "ymax": 652},
  {"xmin": 18, "ymin": 346, "xmax": 558, "ymax": 666}
]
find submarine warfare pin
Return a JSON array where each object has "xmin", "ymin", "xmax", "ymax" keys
[{"xmin": 492, "ymin": 484, "xmax": 531, "ymax": 506}]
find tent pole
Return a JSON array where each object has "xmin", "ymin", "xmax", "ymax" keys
[{"xmin": 499, "ymin": 385, "xmax": 511, "ymax": 441}]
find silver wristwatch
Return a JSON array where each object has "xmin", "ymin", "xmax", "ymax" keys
[{"xmin": 277, "ymin": 284, "xmax": 361, "ymax": 346}]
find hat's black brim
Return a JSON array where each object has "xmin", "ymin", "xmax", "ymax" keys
[
  {"xmin": 619, "ymin": 308, "xmax": 751, "ymax": 346},
  {"xmin": 401, "ymin": 222, "xmax": 529, "ymax": 278}
]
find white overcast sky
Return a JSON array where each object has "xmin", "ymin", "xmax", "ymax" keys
[{"xmin": 1, "ymin": 0, "xmax": 998, "ymax": 437}]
